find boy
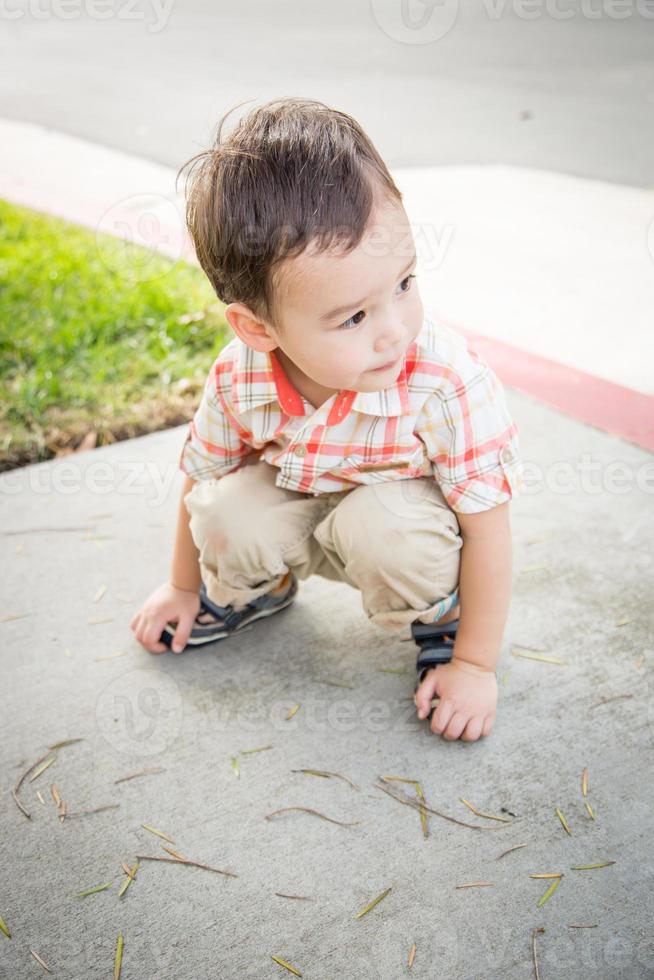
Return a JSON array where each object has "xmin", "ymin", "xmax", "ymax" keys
[{"xmin": 130, "ymin": 97, "xmax": 525, "ymax": 743}]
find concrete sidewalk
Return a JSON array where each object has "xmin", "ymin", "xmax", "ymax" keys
[{"xmin": 2, "ymin": 386, "xmax": 653, "ymax": 978}]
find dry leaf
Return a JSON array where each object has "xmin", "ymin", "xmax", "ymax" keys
[
  {"xmin": 29, "ymin": 950, "xmax": 52, "ymax": 974},
  {"xmin": 571, "ymin": 861, "xmax": 615, "ymax": 870},
  {"xmin": 141, "ymin": 823, "xmax": 175, "ymax": 843},
  {"xmin": 265, "ymin": 807, "xmax": 362, "ymax": 827},
  {"xmin": 555, "ymin": 808, "xmax": 572, "ymax": 835},
  {"xmin": 537, "ymin": 878, "xmax": 561, "ymax": 908},
  {"xmin": 511, "ymin": 649, "xmax": 566, "ymax": 666},
  {"xmin": 271, "ymin": 955, "xmax": 302, "ymax": 976},
  {"xmin": 114, "ymin": 933, "xmax": 123, "ymax": 980},
  {"xmin": 355, "ymin": 887, "xmax": 392, "ymax": 919}
]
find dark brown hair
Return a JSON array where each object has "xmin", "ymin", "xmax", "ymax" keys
[{"xmin": 176, "ymin": 97, "xmax": 403, "ymax": 327}]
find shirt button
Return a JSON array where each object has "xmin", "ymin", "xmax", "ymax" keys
[{"xmin": 294, "ymin": 445, "xmax": 307, "ymax": 457}]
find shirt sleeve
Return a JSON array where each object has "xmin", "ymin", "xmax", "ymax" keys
[
  {"xmin": 416, "ymin": 341, "xmax": 526, "ymax": 515},
  {"xmin": 179, "ymin": 358, "xmax": 255, "ymax": 481}
]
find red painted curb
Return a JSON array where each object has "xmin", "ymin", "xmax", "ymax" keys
[{"xmin": 441, "ymin": 318, "xmax": 653, "ymax": 453}]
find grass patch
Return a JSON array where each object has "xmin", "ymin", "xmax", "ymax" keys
[{"xmin": 0, "ymin": 198, "xmax": 231, "ymax": 470}]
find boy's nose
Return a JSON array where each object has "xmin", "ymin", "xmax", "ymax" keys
[{"xmin": 374, "ymin": 321, "xmax": 406, "ymax": 353}]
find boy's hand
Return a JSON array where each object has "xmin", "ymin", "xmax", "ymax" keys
[
  {"xmin": 130, "ymin": 583, "xmax": 200, "ymax": 655},
  {"xmin": 414, "ymin": 659, "xmax": 497, "ymax": 742}
]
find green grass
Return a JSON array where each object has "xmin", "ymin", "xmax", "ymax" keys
[{"xmin": 0, "ymin": 198, "xmax": 231, "ymax": 470}]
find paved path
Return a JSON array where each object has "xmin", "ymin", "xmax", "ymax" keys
[
  {"xmin": 2, "ymin": 392, "xmax": 652, "ymax": 978},
  {"xmin": 1, "ymin": 127, "xmax": 653, "ymax": 978}
]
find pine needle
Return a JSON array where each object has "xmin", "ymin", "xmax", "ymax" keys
[
  {"xmin": 240, "ymin": 745, "xmax": 273, "ymax": 755},
  {"xmin": 291, "ymin": 769, "xmax": 360, "ymax": 790},
  {"xmin": 36, "ymin": 791, "xmax": 46, "ymax": 805},
  {"xmin": 522, "ymin": 563, "xmax": 548, "ymax": 573},
  {"xmin": 13, "ymin": 748, "xmax": 68, "ymax": 819},
  {"xmin": 374, "ymin": 780, "xmax": 491, "ymax": 831},
  {"xmin": 313, "ymin": 677, "xmax": 355, "ymax": 689},
  {"xmin": 380, "ymin": 776, "xmax": 429, "ymax": 836},
  {"xmin": 615, "ymin": 617, "xmax": 631, "ymax": 627},
  {"xmin": 286, "ymin": 703, "xmax": 301, "ymax": 721},
  {"xmin": 377, "ymin": 666, "xmax": 409, "ymax": 674},
  {"xmin": 161, "ymin": 846, "xmax": 190, "ymax": 862},
  {"xmin": 529, "ymin": 873, "xmax": 563, "ymax": 879},
  {"xmin": 571, "ymin": 861, "xmax": 615, "ymax": 870},
  {"xmin": 28, "ymin": 755, "xmax": 57, "ymax": 782},
  {"xmin": 415, "ymin": 782, "xmax": 429, "ymax": 839},
  {"xmin": 555, "ymin": 808, "xmax": 572, "ymax": 835},
  {"xmin": 114, "ymin": 767, "xmax": 165, "ymax": 784},
  {"xmin": 114, "ymin": 933, "xmax": 123, "ymax": 980},
  {"xmin": 459, "ymin": 797, "xmax": 513, "ymax": 823},
  {"xmin": 407, "ymin": 943, "xmax": 416, "ymax": 969},
  {"xmin": 497, "ymin": 843, "xmax": 528, "ymax": 860},
  {"xmin": 141, "ymin": 823, "xmax": 175, "ymax": 843},
  {"xmin": 585, "ymin": 801, "xmax": 596, "ymax": 820},
  {"xmin": 355, "ymin": 886, "xmax": 392, "ymax": 919},
  {"xmin": 537, "ymin": 878, "xmax": 561, "ymax": 908},
  {"xmin": 568, "ymin": 924, "xmax": 597, "ymax": 929},
  {"xmin": 271, "ymin": 955, "xmax": 302, "ymax": 976},
  {"xmin": 136, "ymin": 854, "xmax": 238, "ymax": 877},
  {"xmin": 88, "ymin": 616, "xmax": 114, "ymax": 625},
  {"xmin": 75, "ymin": 881, "xmax": 114, "ymax": 898},
  {"xmin": 48, "ymin": 738, "xmax": 83, "ymax": 750},
  {"xmin": 265, "ymin": 807, "xmax": 362, "ymax": 827},
  {"xmin": 66, "ymin": 804, "xmax": 119, "ymax": 817},
  {"xmin": 590, "ymin": 693, "xmax": 633, "ymax": 710},
  {"xmin": 532, "ymin": 927, "xmax": 545, "ymax": 980},
  {"xmin": 511, "ymin": 649, "xmax": 566, "ymax": 666},
  {"xmin": 230, "ymin": 757, "xmax": 240, "ymax": 778},
  {"xmin": 0, "ymin": 613, "xmax": 28, "ymax": 623},
  {"xmin": 50, "ymin": 784, "xmax": 61, "ymax": 807},
  {"xmin": 93, "ymin": 585, "xmax": 107, "ymax": 603},
  {"xmin": 0, "ymin": 915, "xmax": 11, "ymax": 938},
  {"xmin": 455, "ymin": 882, "xmax": 494, "ymax": 889},
  {"xmin": 118, "ymin": 862, "xmax": 139, "ymax": 898},
  {"xmin": 29, "ymin": 949, "xmax": 52, "ymax": 973},
  {"xmin": 274, "ymin": 893, "xmax": 314, "ymax": 901},
  {"xmin": 581, "ymin": 767, "xmax": 589, "ymax": 797}
]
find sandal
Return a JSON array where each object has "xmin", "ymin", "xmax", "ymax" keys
[
  {"xmin": 159, "ymin": 571, "xmax": 298, "ymax": 651},
  {"xmin": 411, "ymin": 618, "xmax": 460, "ymax": 719}
]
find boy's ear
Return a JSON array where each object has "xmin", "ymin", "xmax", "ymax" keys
[{"xmin": 224, "ymin": 303, "xmax": 278, "ymax": 352}]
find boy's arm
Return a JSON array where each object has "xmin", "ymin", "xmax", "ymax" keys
[
  {"xmin": 414, "ymin": 501, "xmax": 512, "ymax": 741},
  {"xmin": 451, "ymin": 501, "xmax": 512, "ymax": 670},
  {"xmin": 170, "ymin": 474, "xmax": 202, "ymax": 594}
]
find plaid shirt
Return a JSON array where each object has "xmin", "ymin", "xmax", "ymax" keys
[{"xmin": 179, "ymin": 315, "xmax": 525, "ymax": 514}]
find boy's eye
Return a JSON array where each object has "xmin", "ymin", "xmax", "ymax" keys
[{"xmin": 337, "ymin": 274, "xmax": 417, "ymax": 331}]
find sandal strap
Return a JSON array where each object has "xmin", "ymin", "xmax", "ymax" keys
[{"xmin": 412, "ymin": 618, "xmax": 460, "ymax": 680}]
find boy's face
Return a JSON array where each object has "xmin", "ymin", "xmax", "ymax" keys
[{"xmin": 225, "ymin": 194, "xmax": 424, "ymax": 402}]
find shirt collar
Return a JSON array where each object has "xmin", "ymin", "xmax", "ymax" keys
[{"xmin": 231, "ymin": 339, "xmax": 413, "ymax": 423}]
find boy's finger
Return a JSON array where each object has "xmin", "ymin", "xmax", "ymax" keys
[
  {"xmin": 171, "ymin": 617, "xmax": 194, "ymax": 654},
  {"xmin": 430, "ymin": 697, "xmax": 454, "ymax": 734},
  {"xmin": 481, "ymin": 713, "xmax": 495, "ymax": 738},
  {"xmin": 414, "ymin": 674, "xmax": 438, "ymax": 718},
  {"xmin": 461, "ymin": 716, "xmax": 483, "ymax": 742},
  {"xmin": 442, "ymin": 710, "xmax": 468, "ymax": 741}
]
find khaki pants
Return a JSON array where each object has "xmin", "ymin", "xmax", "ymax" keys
[{"xmin": 184, "ymin": 460, "xmax": 462, "ymax": 633}]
